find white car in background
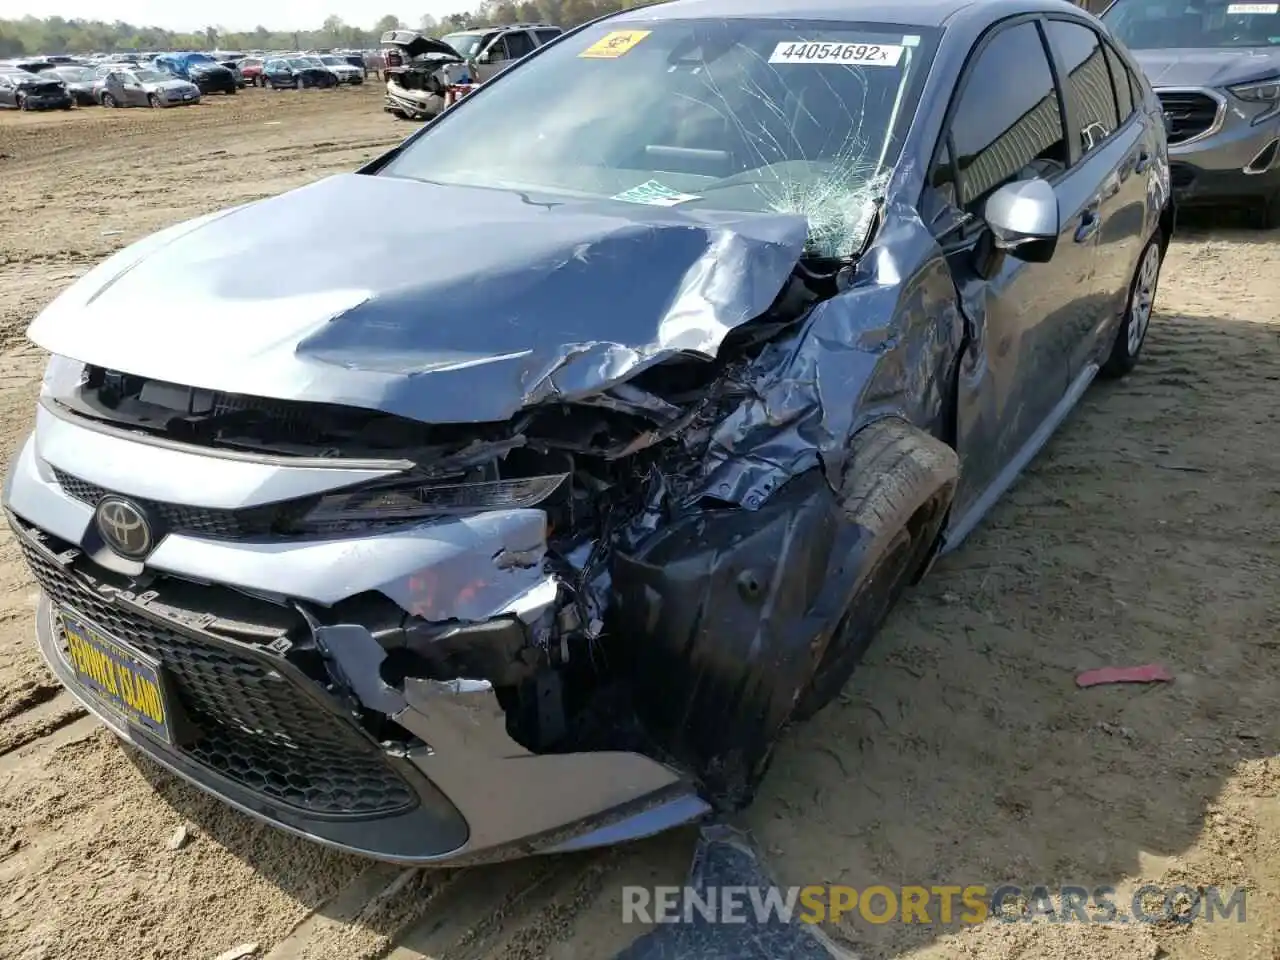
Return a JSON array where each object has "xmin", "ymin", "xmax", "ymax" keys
[{"xmin": 319, "ymin": 55, "xmax": 364, "ymax": 85}]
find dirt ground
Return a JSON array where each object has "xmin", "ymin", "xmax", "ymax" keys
[{"xmin": 0, "ymin": 86, "xmax": 1276, "ymax": 960}]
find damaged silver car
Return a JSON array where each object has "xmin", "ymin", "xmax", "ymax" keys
[{"xmin": 6, "ymin": 0, "xmax": 1171, "ymax": 865}]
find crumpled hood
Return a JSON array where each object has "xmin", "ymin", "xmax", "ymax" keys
[
  {"xmin": 27, "ymin": 173, "xmax": 808, "ymax": 424},
  {"xmin": 1133, "ymin": 47, "xmax": 1280, "ymax": 88}
]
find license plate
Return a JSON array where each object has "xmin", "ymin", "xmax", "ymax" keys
[
  {"xmin": 184, "ymin": 94, "xmax": 193, "ymax": 100},
  {"xmin": 60, "ymin": 609, "xmax": 173, "ymax": 744}
]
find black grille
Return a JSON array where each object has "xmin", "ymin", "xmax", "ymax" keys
[
  {"xmin": 13, "ymin": 521, "xmax": 416, "ymax": 818},
  {"xmin": 1158, "ymin": 91, "xmax": 1220, "ymax": 145},
  {"xmin": 53, "ymin": 468, "xmax": 306, "ymax": 540}
]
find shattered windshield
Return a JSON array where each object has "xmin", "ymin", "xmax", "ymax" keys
[
  {"xmin": 1103, "ymin": 0, "xmax": 1280, "ymax": 47},
  {"xmin": 381, "ymin": 18, "xmax": 938, "ymax": 257}
]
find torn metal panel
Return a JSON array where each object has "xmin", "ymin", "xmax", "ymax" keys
[
  {"xmin": 26, "ymin": 173, "xmax": 809, "ymax": 426},
  {"xmin": 612, "ymin": 471, "xmax": 872, "ymax": 803},
  {"xmin": 699, "ymin": 203, "xmax": 964, "ymax": 507},
  {"xmin": 376, "ymin": 508, "xmax": 551, "ymax": 623},
  {"xmin": 613, "ymin": 825, "xmax": 851, "ymax": 960}
]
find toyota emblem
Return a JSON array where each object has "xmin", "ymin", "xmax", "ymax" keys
[{"xmin": 95, "ymin": 497, "xmax": 154, "ymax": 559}]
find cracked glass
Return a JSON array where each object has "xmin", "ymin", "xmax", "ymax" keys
[{"xmin": 380, "ymin": 18, "xmax": 939, "ymax": 258}]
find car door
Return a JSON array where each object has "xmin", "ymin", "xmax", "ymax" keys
[
  {"xmin": 265, "ymin": 59, "xmax": 285, "ymax": 85},
  {"xmin": 0, "ymin": 77, "xmax": 14, "ymax": 108},
  {"xmin": 927, "ymin": 18, "xmax": 1102, "ymax": 529},
  {"xmin": 1043, "ymin": 17, "xmax": 1150, "ymax": 379},
  {"xmin": 120, "ymin": 71, "xmax": 147, "ymax": 106},
  {"xmin": 474, "ymin": 35, "xmax": 510, "ymax": 81},
  {"xmin": 103, "ymin": 71, "xmax": 129, "ymax": 105}
]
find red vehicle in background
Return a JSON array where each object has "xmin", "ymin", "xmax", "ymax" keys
[{"xmin": 237, "ymin": 58, "xmax": 265, "ymax": 86}]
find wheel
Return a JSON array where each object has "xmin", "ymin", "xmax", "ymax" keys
[
  {"xmin": 1259, "ymin": 191, "xmax": 1280, "ymax": 231},
  {"xmin": 148, "ymin": 93, "xmax": 161, "ymax": 108},
  {"xmin": 226, "ymin": 87, "xmax": 236, "ymax": 95},
  {"xmin": 791, "ymin": 419, "xmax": 958, "ymax": 722},
  {"xmin": 16, "ymin": 93, "xmax": 27, "ymax": 110},
  {"xmin": 1101, "ymin": 232, "xmax": 1163, "ymax": 379},
  {"xmin": 101, "ymin": 93, "xmax": 117, "ymax": 108}
]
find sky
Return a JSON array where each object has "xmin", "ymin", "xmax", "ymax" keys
[{"xmin": 0, "ymin": 0, "xmax": 468, "ymax": 32}]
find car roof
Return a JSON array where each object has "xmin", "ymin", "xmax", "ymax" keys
[{"xmin": 607, "ymin": 0, "xmax": 1082, "ymax": 29}]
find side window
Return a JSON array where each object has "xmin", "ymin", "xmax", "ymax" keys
[
  {"xmin": 535, "ymin": 29, "xmax": 561, "ymax": 46},
  {"xmin": 949, "ymin": 22, "xmax": 1068, "ymax": 216},
  {"xmin": 1102, "ymin": 42, "xmax": 1133, "ymax": 121},
  {"xmin": 504, "ymin": 31, "xmax": 535, "ymax": 59},
  {"xmin": 1127, "ymin": 61, "xmax": 1145, "ymax": 108},
  {"xmin": 922, "ymin": 137, "xmax": 963, "ymax": 231},
  {"xmin": 1046, "ymin": 20, "xmax": 1120, "ymax": 155},
  {"xmin": 483, "ymin": 35, "xmax": 508, "ymax": 60}
]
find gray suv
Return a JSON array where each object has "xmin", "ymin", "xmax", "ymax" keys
[{"xmin": 1103, "ymin": 0, "xmax": 1280, "ymax": 226}]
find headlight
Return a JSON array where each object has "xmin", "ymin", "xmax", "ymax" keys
[
  {"xmin": 1229, "ymin": 77, "xmax": 1280, "ymax": 103},
  {"xmin": 297, "ymin": 473, "xmax": 568, "ymax": 532}
]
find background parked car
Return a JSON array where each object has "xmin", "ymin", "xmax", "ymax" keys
[
  {"xmin": 438, "ymin": 22, "xmax": 563, "ymax": 82},
  {"xmin": 0, "ymin": 67, "xmax": 71, "ymax": 110},
  {"xmin": 95, "ymin": 67, "xmax": 200, "ymax": 108},
  {"xmin": 1101, "ymin": 0, "xmax": 1280, "ymax": 227},
  {"xmin": 217, "ymin": 58, "xmax": 246, "ymax": 88},
  {"xmin": 262, "ymin": 57, "xmax": 338, "ymax": 89},
  {"xmin": 237, "ymin": 57, "xmax": 265, "ymax": 86},
  {"xmin": 318, "ymin": 54, "xmax": 364, "ymax": 84},
  {"xmin": 39, "ymin": 65, "xmax": 96, "ymax": 105},
  {"xmin": 152, "ymin": 52, "xmax": 237, "ymax": 95}
]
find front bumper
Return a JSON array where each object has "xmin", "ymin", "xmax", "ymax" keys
[
  {"xmin": 21, "ymin": 93, "xmax": 72, "ymax": 110},
  {"xmin": 1159, "ymin": 86, "xmax": 1280, "ymax": 205},
  {"xmin": 3, "ymin": 412, "xmax": 707, "ymax": 865},
  {"xmin": 384, "ymin": 83, "xmax": 444, "ymax": 119},
  {"xmin": 193, "ymin": 74, "xmax": 237, "ymax": 94}
]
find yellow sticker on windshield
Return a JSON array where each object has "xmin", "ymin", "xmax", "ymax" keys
[{"xmin": 579, "ymin": 30, "xmax": 651, "ymax": 59}]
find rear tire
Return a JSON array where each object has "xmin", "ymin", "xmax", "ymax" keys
[
  {"xmin": 791, "ymin": 419, "xmax": 958, "ymax": 722},
  {"xmin": 1101, "ymin": 231, "xmax": 1163, "ymax": 379}
]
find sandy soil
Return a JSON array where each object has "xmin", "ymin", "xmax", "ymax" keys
[{"xmin": 0, "ymin": 87, "xmax": 1276, "ymax": 960}]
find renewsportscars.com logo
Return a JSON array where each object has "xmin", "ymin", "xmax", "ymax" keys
[{"xmin": 622, "ymin": 884, "xmax": 1248, "ymax": 926}]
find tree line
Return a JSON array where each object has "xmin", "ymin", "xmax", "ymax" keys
[{"xmin": 0, "ymin": 0, "xmax": 665, "ymax": 58}]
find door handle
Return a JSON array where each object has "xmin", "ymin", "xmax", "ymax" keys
[
  {"xmin": 1075, "ymin": 209, "xmax": 1101, "ymax": 243},
  {"xmin": 1135, "ymin": 151, "xmax": 1152, "ymax": 174}
]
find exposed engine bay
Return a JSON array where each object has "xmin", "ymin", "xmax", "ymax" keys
[{"xmin": 381, "ymin": 30, "xmax": 467, "ymax": 119}]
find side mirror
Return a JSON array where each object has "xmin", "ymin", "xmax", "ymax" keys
[{"xmin": 983, "ymin": 178, "xmax": 1060, "ymax": 264}]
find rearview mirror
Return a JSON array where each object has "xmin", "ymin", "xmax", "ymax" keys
[{"xmin": 983, "ymin": 178, "xmax": 1060, "ymax": 264}]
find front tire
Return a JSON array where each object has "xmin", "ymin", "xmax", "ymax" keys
[
  {"xmin": 1101, "ymin": 232, "xmax": 1163, "ymax": 379},
  {"xmin": 791, "ymin": 420, "xmax": 958, "ymax": 723},
  {"xmin": 1259, "ymin": 191, "xmax": 1280, "ymax": 231},
  {"xmin": 101, "ymin": 93, "xmax": 117, "ymax": 108},
  {"xmin": 148, "ymin": 93, "xmax": 161, "ymax": 108},
  {"xmin": 16, "ymin": 93, "xmax": 27, "ymax": 110}
]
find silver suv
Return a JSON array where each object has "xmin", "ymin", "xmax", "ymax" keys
[
  {"xmin": 1102, "ymin": 0, "xmax": 1280, "ymax": 226},
  {"xmin": 438, "ymin": 23, "xmax": 563, "ymax": 81},
  {"xmin": 382, "ymin": 22, "xmax": 562, "ymax": 120}
]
